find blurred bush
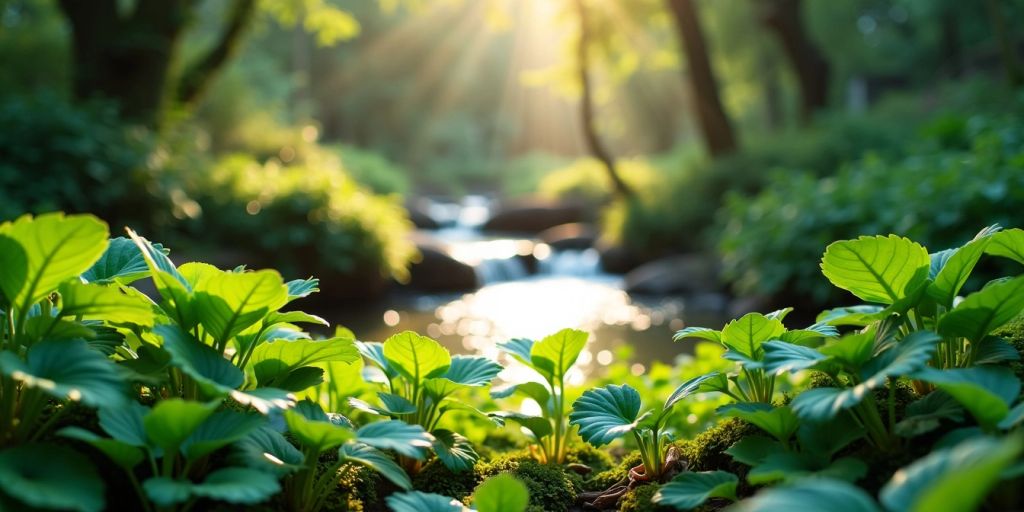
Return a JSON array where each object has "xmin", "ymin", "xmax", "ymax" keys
[
  {"xmin": 330, "ymin": 144, "xmax": 410, "ymax": 196},
  {"xmin": 718, "ymin": 110, "xmax": 1024, "ymax": 303}
]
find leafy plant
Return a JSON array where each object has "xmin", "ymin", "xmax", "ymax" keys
[
  {"xmin": 352, "ymin": 331, "xmax": 502, "ymax": 473},
  {"xmin": 492, "ymin": 328, "xmax": 589, "ymax": 464},
  {"xmin": 385, "ymin": 473, "xmax": 530, "ymax": 512}
]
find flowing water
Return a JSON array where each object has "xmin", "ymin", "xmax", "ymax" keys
[{"xmin": 327, "ymin": 196, "xmax": 729, "ymax": 382}]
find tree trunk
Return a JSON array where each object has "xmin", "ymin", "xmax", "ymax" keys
[
  {"xmin": 665, "ymin": 0, "xmax": 737, "ymax": 157},
  {"xmin": 574, "ymin": 0, "xmax": 632, "ymax": 198},
  {"xmin": 984, "ymin": 0, "xmax": 1022, "ymax": 87},
  {"xmin": 757, "ymin": 0, "xmax": 830, "ymax": 123}
]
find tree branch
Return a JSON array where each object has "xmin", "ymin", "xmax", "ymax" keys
[{"xmin": 176, "ymin": 0, "xmax": 257, "ymax": 107}]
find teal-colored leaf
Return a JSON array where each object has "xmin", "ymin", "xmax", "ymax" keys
[
  {"xmin": 378, "ymin": 392, "xmax": 416, "ymax": 415},
  {"xmin": 778, "ymin": 323, "xmax": 839, "ymax": 344},
  {"xmin": 821, "ymin": 235, "xmax": 930, "ymax": 305},
  {"xmin": 229, "ymin": 387, "xmax": 295, "ymax": 414},
  {"xmin": 928, "ymin": 236, "xmax": 992, "ymax": 308},
  {"xmin": 284, "ymin": 408, "xmax": 354, "ymax": 452},
  {"xmin": 895, "ymin": 391, "xmax": 965, "ymax": 437},
  {"xmin": 999, "ymin": 402, "xmax": 1024, "ymax": 430},
  {"xmin": 383, "ymin": 331, "xmax": 451, "ymax": 385},
  {"xmin": 490, "ymin": 381, "xmax": 551, "ymax": 407},
  {"xmin": 718, "ymin": 404, "xmax": 799, "ymax": 443},
  {"xmin": 652, "ymin": 471, "xmax": 738, "ymax": 510},
  {"xmin": 796, "ymin": 413, "xmax": 865, "ymax": 457},
  {"xmin": 443, "ymin": 355, "xmax": 502, "ymax": 386},
  {"xmin": 386, "ymin": 491, "xmax": 466, "ymax": 512},
  {"xmin": 231, "ymin": 426, "xmax": 304, "ymax": 476},
  {"xmin": 747, "ymin": 452, "xmax": 865, "ymax": 485},
  {"xmin": 0, "ymin": 443, "xmax": 105, "ymax": 512},
  {"xmin": 143, "ymin": 477, "xmax": 193, "ymax": 506},
  {"xmin": 665, "ymin": 372, "xmax": 721, "ymax": 410},
  {"xmin": 880, "ymin": 436, "xmax": 1023, "ymax": 512},
  {"xmin": 569, "ymin": 384, "xmax": 644, "ymax": 446},
  {"xmin": 0, "ymin": 213, "xmax": 108, "ymax": 313},
  {"xmin": 143, "ymin": 399, "xmax": 218, "ymax": 452},
  {"xmin": 986, "ymin": 228, "xmax": 1024, "ymax": 265},
  {"xmin": 194, "ymin": 269, "xmax": 288, "ymax": 346},
  {"xmin": 431, "ymin": 429, "xmax": 479, "ymax": 472},
  {"xmin": 815, "ymin": 305, "xmax": 885, "ymax": 327},
  {"xmin": 725, "ymin": 436, "xmax": 783, "ymax": 466},
  {"xmin": 0, "ymin": 339, "xmax": 126, "ymax": 408},
  {"xmin": 818, "ymin": 331, "xmax": 875, "ymax": 370},
  {"xmin": 972, "ymin": 336, "xmax": 1022, "ymax": 365},
  {"xmin": 181, "ymin": 410, "xmax": 263, "ymax": 460},
  {"xmin": 126, "ymin": 229, "xmax": 195, "ymax": 328},
  {"xmin": 357, "ymin": 341, "xmax": 399, "ymax": 379},
  {"xmin": 673, "ymin": 327, "xmax": 723, "ymax": 343},
  {"xmin": 340, "ymin": 442, "xmax": 412, "ymax": 490},
  {"xmin": 731, "ymin": 479, "xmax": 880, "ymax": 512},
  {"xmin": 496, "ymin": 338, "xmax": 534, "ymax": 365},
  {"xmin": 762, "ymin": 341, "xmax": 828, "ymax": 374},
  {"xmin": 81, "ymin": 237, "xmax": 159, "ymax": 285},
  {"xmin": 939, "ymin": 275, "xmax": 1024, "ymax": 341},
  {"xmin": 191, "ymin": 467, "xmax": 281, "ymax": 504},
  {"xmin": 250, "ymin": 336, "xmax": 359, "ymax": 387},
  {"xmin": 355, "ymin": 420, "xmax": 433, "ymax": 459},
  {"xmin": 157, "ymin": 324, "xmax": 244, "ymax": 393},
  {"xmin": 911, "ymin": 366, "xmax": 1020, "ymax": 429},
  {"xmin": 472, "ymin": 474, "xmax": 529, "ymax": 512},
  {"xmin": 489, "ymin": 412, "xmax": 552, "ymax": 440},
  {"xmin": 285, "ymin": 277, "xmax": 320, "ymax": 302},
  {"xmin": 59, "ymin": 426, "xmax": 145, "ymax": 470},
  {"xmin": 98, "ymin": 401, "xmax": 149, "ymax": 446},
  {"xmin": 530, "ymin": 328, "xmax": 588, "ymax": 381}
]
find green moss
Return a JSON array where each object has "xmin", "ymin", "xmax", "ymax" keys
[
  {"xmin": 478, "ymin": 455, "xmax": 578, "ymax": 512},
  {"xmin": 586, "ymin": 451, "xmax": 642, "ymax": 492},
  {"xmin": 413, "ymin": 458, "xmax": 480, "ymax": 501},
  {"xmin": 619, "ymin": 484, "xmax": 671, "ymax": 512},
  {"xmin": 478, "ymin": 430, "xmax": 525, "ymax": 461},
  {"xmin": 565, "ymin": 443, "xmax": 615, "ymax": 475},
  {"xmin": 994, "ymin": 315, "xmax": 1024, "ymax": 386},
  {"xmin": 677, "ymin": 418, "xmax": 758, "ymax": 474}
]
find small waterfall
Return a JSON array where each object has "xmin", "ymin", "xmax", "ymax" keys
[
  {"xmin": 475, "ymin": 257, "xmax": 530, "ymax": 285},
  {"xmin": 538, "ymin": 248, "xmax": 602, "ymax": 277}
]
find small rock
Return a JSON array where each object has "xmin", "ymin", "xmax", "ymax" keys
[
  {"xmin": 482, "ymin": 200, "xmax": 585, "ymax": 234},
  {"xmin": 623, "ymin": 254, "xmax": 721, "ymax": 295},
  {"xmin": 406, "ymin": 245, "xmax": 478, "ymax": 291},
  {"xmin": 539, "ymin": 223, "xmax": 597, "ymax": 250}
]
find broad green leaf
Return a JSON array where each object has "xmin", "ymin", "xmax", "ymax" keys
[
  {"xmin": 355, "ymin": 420, "xmax": 433, "ymax": 459},
  {"xmin": 424, "ymin": 378, "xmax": 465, "ymax": 400},
  {"xmin": 815, "ymin": 305, "xmax": 885, "ymax": 327},
  {"xmin": 181, "ymin": 410, "xmax": 263, "ymax": 460},
  {"xmin": 747, "ymin": 452, "xmax": 866, "ymax": 485},
  {"xmin": 386, "ymin": 491, "xmax": 466, "ymax": 512},
  {"xmin": 821, "ymin": 235, "xmax": 930, "ymax": 305},
  {"xmin": 81, "ymin": 237, "xmax": 158, "ymax": 284},
  {"xmin": 673, "ymin": 327, "xmax": 723, "ymax": 343},
  {"xmin": 443, "ymin": 355, "xmax": 503, "ymax": 386},
  {"xmin": 778, "ymin": 323, "xmax": 839, "ymax": 344},
  {"xmin": 721, "ymin": 313, "xmax": 785, "ymax": 359},
  {"xmin": 895, "ymin": 391, "xmax": 965, "ymax": 437},
  {"xmin": 157, "ymin": 324, "xmax": 244, "ymax": 393},
  {"xmin": 731, "ymin": 479, "xmax": 880, "ymax": 512},
  {"xmin": 21, "ymin": 316, "xmax": 95, "ymax": 342},
  {"xmin": 284, "ymin": 409, "xmax": 354, "ymax": 452},
  {"xmin": 928, "ymin": 249, "xmax": 956, "ymax": 280},
  {"xmin": 0, "ymin": 213, "xmax": 108, "ymax": 313},
  {"xmin": 490, "ymin": 412, "xmax": 553, "ymax": 440},
  {"xmin": 144, "ymin": 477, "xmax": 192, "ymax": 506},
  {"xmin": 490, "ymin": 381, "xmax": 551, "ymax": 407},
  {"xmin": 357, "ymin": 341, "xmax": 399, "ymax": 379},
  {"xmin": 496, "ymin": 338, "xmax": 535, "ymax": 365},
  {"xmin": 791, "ymin": 388, "xmax": 861, "ymax": 423},
  {"xmin": 880, "ymin": 436, "xmax": 1022, "ymax": 512},
  {"xmin": 796, "ymin": 412, "xmax": 866, "ymax": 457},
  {"xmin": 383, "ymin": 331, "xmax": 451, "ymax": 385},
  {"xmin": 939, "ymin": 275, "xmax": 1024, "ymax": 341},
  {"xmin": 763, "ymin": 341, "xmax": 828, "ymax": 374},
  {"xmin": 529, "ymin": 328, "xmax": 588, "ymax": 381},
  {"xmin": 911, "ymin": 366, "xmax": 1020, "ymax": 429},
  {"xmin": 194, "ymin": 269, "xmax": 288, "ymax": 345},
  {"xmin": 972, "ymin": 336, "xmax": 1022, "ymax": 365},
  {"xmin": 348, "ymin": 392, "xmax": 417, "ymax": 416},
  {"xmin": 231, "ymin": 426, "xmax": 304, "ymax": 476},
  {"xmin": 718, "ymin": 404, "xmax": 799, "ymax": 443},
  {"xmin": 818, "ymin": 331, "xmax": 875, "ymax": 370},
  {"xmin": 143, "ymin": 399, "xmax": 218, "ymax": 452},
  {"xmin": 765, "ymin": 307, "xmax": 794, "ymax": 321},
  {"xmin": 276, "ymin": 366, "xmax": 325, "ymax": 392},
  {"xmin": 725, "ymin": 436, "xmax": 783, "ymax": 466},
  {"xmin": 250, "ymin": 337, "xmax": 359, "ymax": 387},
  {"xmin": 568, "ymin": 384, "xmax": 644, "ymax": 446},
  {"xmin": 431, "ymin": 429, "xmax": 479, "ymax": 472},
  {"xmin": 665, "ymin": 372, "xmax": 721, "ymax": 410},
  {"xmin": 0, "ymin": 443, "xmax": 105, "ymax": 512},
  {"xmin": 986, "ymin": 228, "xmax": 1024, "ymax": 265},
  {"xmin": 59, "ymin": 426, "xmax": 145, "ymax": 469},
  {"xmin": 0, "ymin": 339, "xmax": 126, "ymax": 408},
  {"xmin": 265, "ymin": 310, "xmax": 329, "ymax": 326},
  {"xmin": 473, "ymin": 474, "xmax": 529, "ymax": 512},
  {"xmin": 228, "ymin": 387, "xmax": 295, "ymax": 414},
  {"xmin": 928, "ymin": 236, "xmax": 992, "ymax": 308},
  {"xmin": 126, "ymin": 229, "xmax": 195, "ymax": 328},
  {"xmin": 191, "ymin": 467, "xmax": 281, "ymax": 504},
  {"xmin": 652, "ymin": 471, "xmax": 738, "ymax": 510},
  {"xmin": 339, "ymin": 442, "xmax": 412, "ymax": 490},
  {"xmin": 285, "ymin": 277, "xmax": 320, "ymax": 302},
  {"xmin": 999, "ymin": 402, "xmax": 1024, "ymax": 430},
  {"xmin": 98, "ymin": 401, "xmax": 149, "ymax": 446},
  {"xmin": 58, "ymin": 281, "xmax": 155, "ymax": 326}
]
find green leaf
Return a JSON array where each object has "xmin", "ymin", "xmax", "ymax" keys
[
  {"xmin": 348, "ymin": 392, "xmax": 417, "ymax": 416},
  {"xmin": 939, "ymin": 275, "xmax": 1024, "ymax": 341},
  {"xmin": 59, "ymin": 426, "xmax": 145, "ymax": 470},
  {"xmin": 431, "ymin": 429, "xmax": 479, "ymax": 472},
  {"xmin": 986, "ymin": 228, "xmax": 1024, "ymax": 265},
  {"xmin": 157, "ymin": 324, "xmax": 244, "ymax": 392},
  {"xmin": 250, "ymin": 336, "xmax": 359, "ymax": 387},
  {"xmin": 673, "ymin": 327, "xmax": 723, "ymax": 343},
  {"xmin": 191, "ymin": 467, "xmax": 281, "ymax": 504},
  {"xmin": 143, "ymin": 399, "xmax": 218, "ymax": 452},
  {"xmin": 0, "ymin": 213, "xmax": 108, "ymax": 313},
  {"xmin": 231, "ymin": 426, "xmax": 304, "ymax": 476},
  {"xmin": 228, "ymin": 387, "xmax": 295, "ymax": 415},
  {"xmin": 285, "ymin": 277, "xmax": 320, "ymax": 302},
  {"xmin": 928, "ymin": 236, "xmax": 992, "ymax": 308},
  {"xmin": 895, "ymin": 391, "xmax": 965, "ymax": 437},
  {"xmin": 763, "ymin": 341, "xmax": 828, "ymax": 374},
  {"xmin": 747, "ymin": 452, "xmax": 866, "ymax": 485},
  {"xmin": 473, "ymin": 474, "xmax": 529, "ymax": 512},
  {"xmin": 496, "ymin": 338, "xmax": 535, "ymax": 365},
  {"xmin": 725, "ymin": 436, "xmax": 783, "ymax": 466},
  {"xmin": 355, "ymin": 420, "xmax": 433, "ymax": 459},
  {"xmin": 778, "ymin": 323, "xmax": 839, "ymax": 344},
  {"xmin": 999, "ymin": 402, "xmax": 1024, "ymax": 430},
  {"xmin": 383, "ymin": 331, "xmax": 451, "ymax": 385},
  {"xmin": 529, "ymin": 328, "xmax": 588, "ymax": 381},
  {"xmin": 58, "ymin": 281, "xmax": 155, "ymax": 326},
  {"xmin": 797, "ymin": 413, "xmax": 866, "ymax": 457},
  {"xmin": 0, "ymin": 443, "xmax": 105, "ymax": 512},
  {"xmin": 815, "ymin": 305, "xmax": 886, "ymax": 327},
  {"xmin": 490, "ymin": 381, "xmax": 551, "ymax": 407},
  {"xmin": 717, "ymin": 404, "xmax": 799, "ymax": 443},
  {"xmin": 443, "ymin": 355, "xmax": 503, "ymax": 386},
  {"xmin": 0, "ymin": 339, "xmax": 126, "ymax": 408},
  {"xmin": 357, "ymin": 341, "xmax": 399, "ymax": 380},
  {"xmin": 126, "ymin": 229, "xmax": 195, "ymax": 328},
  {"xmin": 818, "ymin": 331, "xmax": 875, "ymax": 370},
  {"xmin": 386, "ymin": 491, "xmax": 466, "ymax": 512},
  {"xmin": 98, "ymin": 401, "xmax": 149, "ymax": 446},
  {"xmin": 194, "ymin": 269, "xmax": 288, "ymax": 345},
  {"xmin": 721, "ymin": 313, "xmax": 785, "ymax": 360},
  {"xmin": 568, "ymin": 384, "xmax": 644, "ymax": 446},
  {"xmin": 821, "ymin": 234, "xmax": 930, "ymax": 305},
  {"xmin": 665, "ymin": 372, "xmax": 721, "ymax": 410},
  {"xmin": 81, "ymin": 237, "xmax": 158, "ymax": 285},
  {"xmin": 652, "ymin": 471, "xmax": 738, "ymax": 510},
  {"xmin": 340, "ymin": 442, "xmax": 413, "ymax": 490},
  {"xmin": 181, "ymin": 410, "xmax": 263, "ymax": 460},
  {"xmin": 489, "ymin": 412, "xmax": 553, "ymax": 440},
  {"xmin": 265, "ymin": 310, "xmax": 329, "ymax": 326},
  {"xmin": 144, "ymin": 477, "xmax": 192, "ymax": 506},
  {"xmin": 911, "ymin": 366, "xmax": 1020, "ymax": 429},
  {"xmin": 880, "ymin": 436, "xmax": 1023, "ymax": 512},
  {"xmin": 972, "ymin": 336, "xmax": 1022, "ymax": 365},
  {"xmin": 730, "ymin": 479, "xmax": 880, "ymax": 512},
  {"xmin": 284, "ymin": 408, "xmax": 354, "ymax": 452}
]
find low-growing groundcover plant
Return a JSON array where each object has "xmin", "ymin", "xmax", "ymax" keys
[{"xmin": 3, "ymin": 210, "xmax": 1024, "ymax": 512}]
